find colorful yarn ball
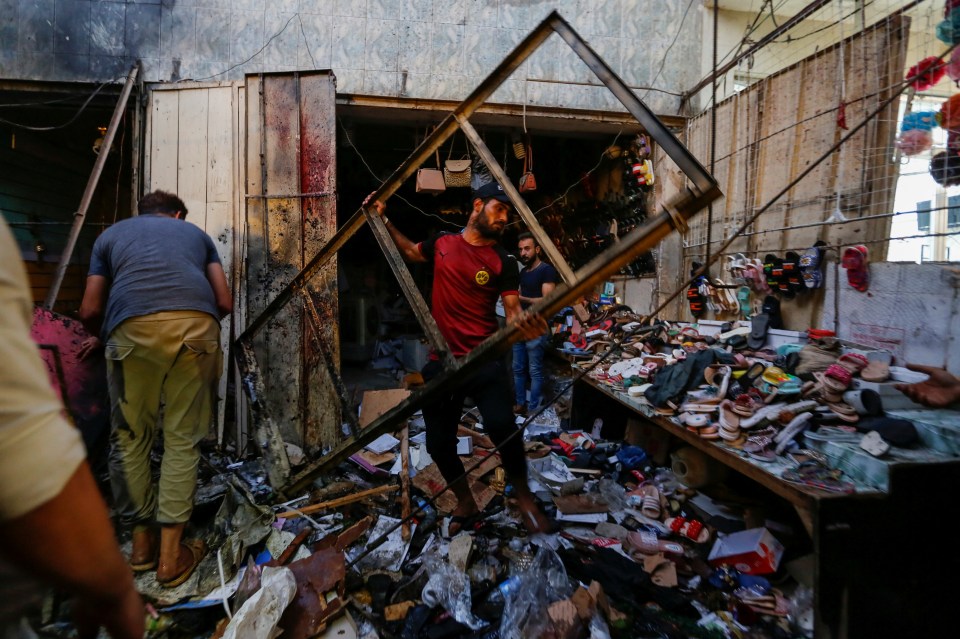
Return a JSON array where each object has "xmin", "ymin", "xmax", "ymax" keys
[
  {"xmin": 937, "ymin": 10, "xmax": 960, "ymax": 44},
  {"xmin": 930, "ymin": 151, "xmax": 960, "ymax": 187},
  {"xmin": 939, "ymin": 93, "xmax": 960, "ymax": 130},
  {"xmin": 906, "ymin": 56, "xmax": 946, "ymax": 91},
  {"xmin": 902, "ymin": 111, "xmax": 938, "ymax": 133},
  {"xmin": 949, "ymin": 49, "xmax": 960, "ymax": 82},
  {"xmin": 896, "ymin": 130, "xmax": 932, "ymax": 156}
]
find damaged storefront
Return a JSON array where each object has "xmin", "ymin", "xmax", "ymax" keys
[{"xmin": 5, "ymin": 3, "xmax": 960, "ymax": 639}]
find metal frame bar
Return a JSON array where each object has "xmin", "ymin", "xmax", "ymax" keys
[
  {"xmin": 44, "ymin": 63, "xmax": 140, "ymax": 309},
  {"xmin": 236, "ymin": 11, "xmax": 721, "ymax": 493}
]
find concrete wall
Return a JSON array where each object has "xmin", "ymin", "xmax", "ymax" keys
[{"xmin": 0, "ymin": 0, "xmax": 702, "ymax": 115}]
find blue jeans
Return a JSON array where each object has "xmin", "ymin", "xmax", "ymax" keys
[{"xmin": 513, "ymin": 334, "xmax": 548, "ymax": 409}]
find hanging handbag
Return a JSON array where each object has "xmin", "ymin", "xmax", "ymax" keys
[
  {"xmin": 416, "ymin": 146, "xmax": 446, "ymax": 195},
  {"xmin": 444, "ymin": 135, "xmax": 472, "ymax": 188},
  {"xmin": 519, "ymin": 135, "xmax": 537, "ymax": 193}
]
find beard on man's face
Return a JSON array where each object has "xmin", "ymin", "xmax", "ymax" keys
[
  {"xmin": 518, "ymin": 252, "xmax": 534, "ymax": 265},
  {"xmin": 474, "ymin": 204, "xmax": 505, "ymax": 239}
]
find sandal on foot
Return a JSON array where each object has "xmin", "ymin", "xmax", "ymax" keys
[{"xmin": 158, "ymin": 539, "xmax": 206, "ymax": 588}]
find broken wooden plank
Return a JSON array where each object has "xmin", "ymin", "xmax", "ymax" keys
[{"xmin": 275, "ymin": 484, "xmax": 399, "ymax": 519}]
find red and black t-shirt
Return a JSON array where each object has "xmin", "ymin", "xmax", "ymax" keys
[{"xmin": 419, "ymin": 232, "xmax": 519, "ymax": 357}]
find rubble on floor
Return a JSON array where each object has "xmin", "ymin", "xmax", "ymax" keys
[{"xmin": 29, "ymin": 375, "xmax": 815, "ymax": 638}]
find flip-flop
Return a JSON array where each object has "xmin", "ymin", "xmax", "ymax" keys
[
  {"xmin": 841, "ymin": 245, "xmax": 869, "ymax": 292},
  {"xmin": 783, "ymin": 251, "xmax": 802, "ymax": 297},
  {"xmin": 744, "ymin": 433, "xmax": 777, "ymax": 462},
  {"xmin": 640, "ymin": 485, "xmax": 661, "ymax": 520},
  {"xmin": 665, "ymin": 516, "xmax": 711, "ymax": 543},
  {"xmin": 748, "ymin": 313, "xmax": 771, "ymax": 350},
  {"xmin": 158, "ymin": 539, "xmax": 206, "ymax": 588}
]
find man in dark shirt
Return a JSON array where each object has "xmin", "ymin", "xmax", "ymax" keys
[
  {"xmin": 79, "ymin": 191, "xmax": 233, "ymax": 588},
  {"xmin": 365, "ymin": 182, "xmax": 551, "ymax": 534},
  {"xmin": 513, "ymin": 233, "xmax": 559, "ymax": 415}
]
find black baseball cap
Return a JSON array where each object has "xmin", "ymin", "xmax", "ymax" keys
[{"xmin": 473, "ymin": 181, "xmax": 512, "ymax": 204}]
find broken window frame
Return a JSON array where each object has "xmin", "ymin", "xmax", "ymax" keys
[{"xmin": 235, "ymin": 11, "xmax": 721, "ymax": 493}]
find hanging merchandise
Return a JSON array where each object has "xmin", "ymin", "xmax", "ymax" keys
[
  {"xmin": 905, "ymin": 56, "xmax": 946, "ymax": 91},
  {"xmin": 636, "ymin": 134, "xmax": 651, "ymax": 159},
  {"xmin": 799, "ymin": 241, "xmax": 827, "ymax": 289},
  {"xmin": 633, "ymin": 159, "xmax": 655, "ymax": 186},
  {"xmin": 902, "ymin": 111, "xmax": 938, "ymax": 132},
  {"xmin": 415, "ymin": 128, "xmax": 446, "ymax": 195},
  {"xmin": 519, "ymin": 135, "xmax": 537, "ymax": 193},
  {"xmin": 930, "ymin": 150, "xmax": 960, "ymax": 185},
  {"xmin": 949, "ymin": 49, "xmax": 960, "ymax": 83},
  {"xmin": 841, "ymin": 245, "xmax": 869, "ymax": 293},
  {"xmin": 897, "ymin": 111, "xmax": 937, "ymax": 156},
  {"xmin": 937, "ymin": 92, "xmax": 960, "ymax": 130},
  {"xmin": 896, "ymin": 129, "xmax": 933, "ymax": 156},
  {"xmin": 511, "ymin": 131, "xmax": 526, "ymax": 159},
  {"xmin": 470, "ymin": 155, "xmax": 493, "ymax": 191},
  {"xmin": 443, "ymin": 134, "xmax": 472, "ymax": 188},
  {"xmin": 937, "ymin": 8, "xmax": 960, "ymax": 45}
]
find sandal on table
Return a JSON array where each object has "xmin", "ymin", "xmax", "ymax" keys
[{"xmin": 744, "ymin": 432, "xmax": 777, "ymax": 462}]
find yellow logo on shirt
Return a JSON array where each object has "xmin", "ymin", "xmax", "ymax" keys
[{"xmin": 475, "ymin": 270, "xmax": 490, "ymax": 285}]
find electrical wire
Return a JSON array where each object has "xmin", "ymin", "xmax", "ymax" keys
[
  {"xmin": 0, "ymin": 77, "xmax": 121, "ymax": 131},
  {"xmin": 650, "ymin": 40, "xmax": 960, "ymax": 321},
  {"xmin": 185, "ymin": 13, "xmax": 300, "ymax": 83},
  {"xmin": 640, "ymin": 0, "xmax": 697, "ymax": 103},
  {"xmin": 298, "ymin": 13, "xmax": 318, "ymax": 69},
  {"xmin": 506, "ymin": 129, "xmax": 625, "ymax": 228},
  {"xmin": 336, "ymin": 117, "xmax": 463, "ymax": 228},
  {"xmin": 684, "ymin": 230, "xmax": 960, "ymax": 258}
]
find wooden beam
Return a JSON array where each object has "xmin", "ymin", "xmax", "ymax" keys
[
  {"xmin": 275, "ymin": 484, "xmax": 400, "ymax": 519},
  {"xmin": 456, "ymin": 115, "xmax": 576, "ymax": 283}
]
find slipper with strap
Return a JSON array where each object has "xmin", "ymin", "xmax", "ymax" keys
[
  {"xmin": 158, "ymin": 539, "xmax": 206, "ymax": 588},
  {"xmin": 665, "ymin": 516, "xmax": 711, "ymax": 543},
  {"xmin": 842, "ymin": 245, "xmax": 869, "ymax": 292},
  {"xmin": 640, "ymin": 484, "xmax": 662, "ymax": 520}
]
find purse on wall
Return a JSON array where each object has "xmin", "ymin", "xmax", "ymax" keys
[
  {"xmin": 519, "ymin": 135, "xmax": 537, "ymax": 193},
  {"xmin": 444, "ymin": 135, "xmax": 472, "ymax": 188},
  {"xmin": 416, "ymin": 147, "xmax": 446, "ymax": 194}
]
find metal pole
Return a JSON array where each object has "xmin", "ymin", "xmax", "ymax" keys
[{"xmin": 44, "ymin": 63, "xmax": 140, "ymax": 309}]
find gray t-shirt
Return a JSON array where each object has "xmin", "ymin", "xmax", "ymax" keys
[{"xmin": 88, "ymin": 214, "xmax": 222, "ymax": 338}]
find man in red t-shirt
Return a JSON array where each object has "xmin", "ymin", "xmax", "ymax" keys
[{"xmin": 365, "ymin": 182, "xmax": 551, "ymax": 535}]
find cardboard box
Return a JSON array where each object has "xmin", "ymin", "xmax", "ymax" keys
[{"xmin": 707, "ymin": 527, "xmax": 784, "ymax": 575}]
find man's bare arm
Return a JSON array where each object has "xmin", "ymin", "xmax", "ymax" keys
[{"xmin": 364, "ymin": 194, "xmax": 426, "ymax": 263}]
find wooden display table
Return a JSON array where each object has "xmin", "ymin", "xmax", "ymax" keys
[{"xmin": 569, "ymin": 367, "xmax": 960, "ymax": 638}]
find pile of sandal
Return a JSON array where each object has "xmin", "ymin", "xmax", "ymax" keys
[{"xmin": 573, "ymin": 307, "xmax": 921, "ymax": 485}]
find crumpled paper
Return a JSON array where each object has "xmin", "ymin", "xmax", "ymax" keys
[{"xmin": 222, "ymin": 565, "xmax": 297, "ymax": 639}]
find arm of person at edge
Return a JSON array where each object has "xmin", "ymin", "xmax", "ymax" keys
[
  {"xmin": 206, "ymin": 262, "xmax": 234, "ymax": 318},
  {"xmin": 0, "ymin": 463, "xmax": 146, "ymax": 639},
  {"xmin": 503, "ymin": 293, "xmax": 548, "ymax": 342},
  {"xmin": 77, "ymin": 274, "xmax": 109, "ymax": 359},
  {"xmin": 519, "ymin": 280, "xmax": 557, "ymax": 308},
  {"xmin": 895, "ymin": 363, "xmax": 960, "ymax": 408},
  {"xmin": 363, "ymin": 193, "xmax": 427, "ymax": 263},
  {"xmin": 2, "ymin": 245, "xmax": 144, "ymax": 637}
]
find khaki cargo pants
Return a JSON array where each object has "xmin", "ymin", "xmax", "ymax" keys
[{"xmin": 105, "ymin": 310, "xmax": 221, "ymax": 526}]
